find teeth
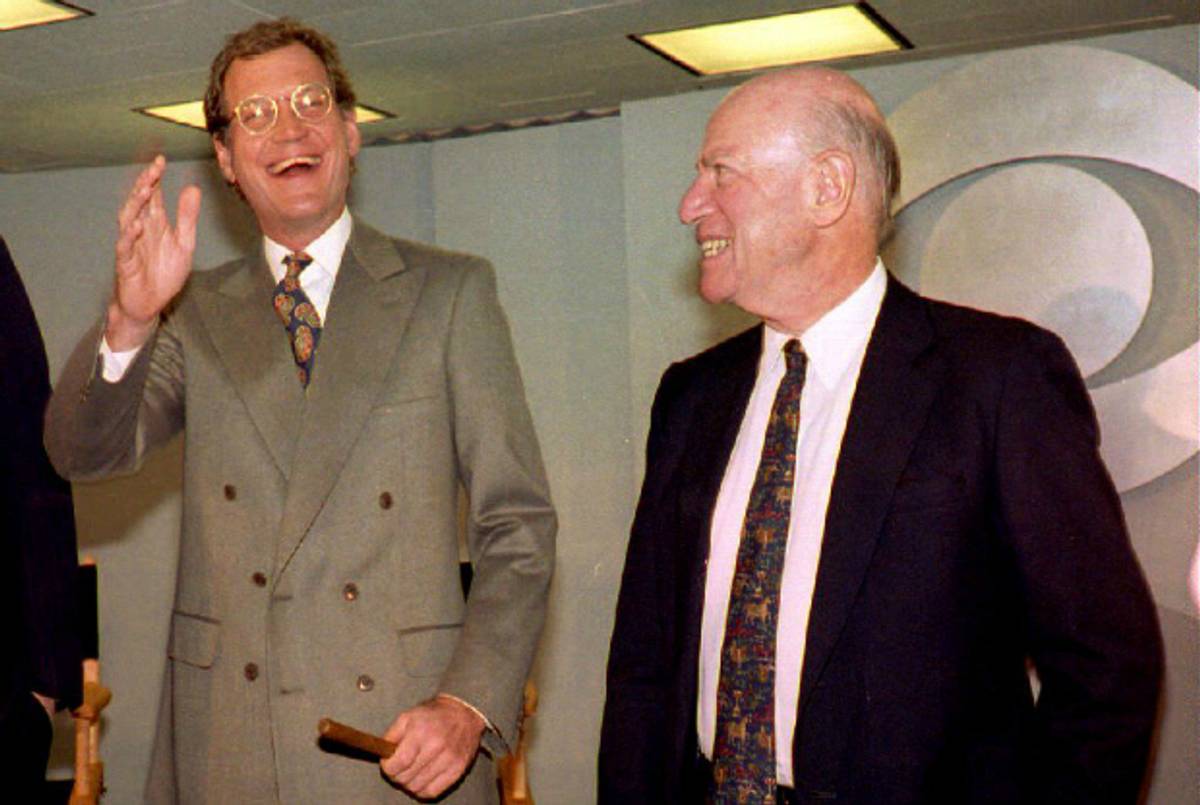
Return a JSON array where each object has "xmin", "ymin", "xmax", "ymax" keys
[
  {"xmin": 269, "ymin": 155, "xmax": 321, "ymax": 175},
  {"xmin": 700, "ymin": 238, "xmax": 731, "ymax": 257}
]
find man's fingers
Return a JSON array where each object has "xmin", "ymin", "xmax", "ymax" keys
[
  {"xmin": 115, "ymin": 219, "xmax": 144, "ymax": 266},
  {"xmin": 381, "ymin": 726, "xmax": 419, "ymax": 777},
  {"xmin": 395, "ymin": 743, "xmax": 438, "ymax": 788},
  {"xmin": 119, "ymin": 157, "xmax": 164, "ymax": 225},
  {"xmin": 176, "ymin": 185, "xmax": 202, "ymax": 255},
  {"xmin": 381, "ymin": 712, "xmax": 407, "ymax": 746},
  {"xmin": 143, "ymin": 154, "xmax": 166, "ymax": 189},
  {"xmin": 148, "ymin": 182, "xmax": 166, "ymax": 221},
  {"xmin": 117, "ymin": 177, "xmax": 152, "ymax": 231},
  {"xmin": 411, "ymin": 758, "xmax": 466, "ymax": 799}
]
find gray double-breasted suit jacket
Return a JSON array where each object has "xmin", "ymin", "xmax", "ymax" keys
[{"xmin": 46, "ymin": 220, "xmax": 556, "ymax": 803}]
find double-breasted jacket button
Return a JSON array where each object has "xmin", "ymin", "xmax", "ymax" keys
[
  {"xmin": 244, "ymin": 662, "xmax": 259, "ymax": 681},
  {"xmin": 342, "ymin": 582, "xmax": 359, "ymax": 602},
  {"xmin": 252, "ymin": 572, "xmax": 268, "ymax": 587},
  {"xmin": 356, "ymin": 674, "xmax": 374, "ymax": 692},
  {"xmin": 379, "ymin": 491, "xmax": 393, "ymax": 510},
  {"xmin": 224, "ymin": 484, "xmax": 237, "ymax": 501}
]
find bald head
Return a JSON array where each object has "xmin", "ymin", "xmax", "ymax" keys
[
  {"xmin": 678, "ymin": 66, "xmax": 899, "ymax": 331},
  {"xmin": 716, "ymin": 67, "xmax": 900, "ymax": 242}
]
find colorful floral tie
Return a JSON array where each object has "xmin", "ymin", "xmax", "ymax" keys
[
  {"xmin": 273, "ymin": 252, "xmax": 322, "ymax": 388},
  {"xmin": 712, "ymin": 339, "xmax": 807, "ymax": 804}
]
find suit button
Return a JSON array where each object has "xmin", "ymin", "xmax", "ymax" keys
[
  {"xmin": 252, "ymin": 572, "xmax": 267, "ymax": 587},
  {"xmin": 244, "ymin": 663, "xmax": 259, "ymax": 681},
  {"xmin": 224, "ymin": 484, "xmax": 237, "ymax": 501},
  {"xmin": 342, "ymin": 582, "xmax": 359, "ymax": 601},
  {"xmin": 379, "ymin": 491, "xmax": 393, "ymax": 509},
  {"xmin": 356, "ymin": 674, "xmax": 374, "ymax": 692}
]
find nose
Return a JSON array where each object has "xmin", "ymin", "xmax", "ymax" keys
[
  {"xmin": 272, "ymin": 102, "xmax": 307, "ymax": 140},
  {"xmin": 678, "ymin": 174, "xmax": 709, "ymax": 225}
]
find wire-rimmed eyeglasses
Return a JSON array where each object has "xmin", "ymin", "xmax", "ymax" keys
[{"xmin": 231, "ymin": 82, "xmax": 334, "ymax": 136}]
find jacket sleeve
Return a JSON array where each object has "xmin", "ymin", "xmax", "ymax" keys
[
  {"xmin": 994, "ymin": 326, "xmax": 1163, "ymax": 802},
  {"xmin": 599, "ymin": 362, "xmax": 687, "ymax": 802},
  {"xmin": 44, "ymin": 311, "xmax": 185, "ymax": 483},
  {"xmin": 434, "ymin": 258, "xmax": 556, "ymax": 751}
]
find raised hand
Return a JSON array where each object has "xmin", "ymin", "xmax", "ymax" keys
[{"xmin": 106, "ymin": 155, "xmax": 201, "ymax": 350}]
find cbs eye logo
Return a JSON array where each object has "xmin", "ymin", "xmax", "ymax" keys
[{"xmin": 884, "ymin": 44, "xmax": 1198, "ymax": 493}]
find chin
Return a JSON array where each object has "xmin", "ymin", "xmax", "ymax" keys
[{"xmin": 698, "ymin": 271, "xmax": 734, "ymax": 306}]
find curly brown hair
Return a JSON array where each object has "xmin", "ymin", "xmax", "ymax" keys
[{"xmin": 204, "ymin": 17, "xmax": 357, "ymax": 141}]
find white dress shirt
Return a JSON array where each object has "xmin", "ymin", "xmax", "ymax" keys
[
  {"xmin": 698, "ymin": 260, "xmax": 886, "ymax": 786},
  {"xmin": 100, "ymin": 207, "xmax": 353, "ymax": 381}
]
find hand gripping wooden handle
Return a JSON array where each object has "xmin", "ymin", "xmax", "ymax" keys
[{"xmin": 317, "ymin": 718, "xmax": 398, "ymax": 759}]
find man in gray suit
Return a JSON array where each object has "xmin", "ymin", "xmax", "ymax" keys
[{"xmin": 45, "ymin": 18, "xmax": 554, "ymax": 803}]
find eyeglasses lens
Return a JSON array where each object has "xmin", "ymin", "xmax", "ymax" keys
[
  {"xmin": 236, "ymin": 97, "xmax": 276, "ymax": 134},
  {"xmin": 293, "ymin": 84, "xmax": 332, "ymax": 120}
]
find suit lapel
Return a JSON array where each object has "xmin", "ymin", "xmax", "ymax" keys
[
  {"xmin": 194, "ymin": 252, "xmax": 305, "ymax": 477},
  {"xmin": 678, "ymin": 328, "xmax": 761, "ymax": 706},
  {"xmin": 797, "ymin": 278, "xmax": 944, "ymax": 715},
  {"xmin": 273, "ymin": 222, "xmax": 425, "ymax": 579},
  {"xmin": 678, "ymin": 328, "xmax": 762, "ymax": 554}
]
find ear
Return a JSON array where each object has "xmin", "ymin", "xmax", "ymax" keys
[
  {"xmin": 807, "ymin": 149, "xmax": 855, "ymax": 228},
  {"xmin": 212, "ymin": 134, "xmax": 237, "ymax": 185},
  {"xmin": 342, "ymin": 108, "xmax": 361, "ymax": 158}
]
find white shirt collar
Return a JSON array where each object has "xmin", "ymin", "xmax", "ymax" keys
[
  {"xmin": 760, "ymin": 258, "xmax": 887, "ymax": 388},
  {"xmin": 263, "ymin": 207, "xmax": 353, "ymax": 284}
]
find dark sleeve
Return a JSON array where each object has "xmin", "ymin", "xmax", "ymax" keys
[
  {"xmin": 0, "ymin": 238, "xmax": 83, "ymax": 710},
  {"xmin": 599, "ymin": 363, "xmax": 687, "ymax": 802},
  {"xmin": 994, "ymin": 326, "xmax": 1162, "ymax": 802}
]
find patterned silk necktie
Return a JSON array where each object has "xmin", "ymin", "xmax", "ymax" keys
[
  {"xmin": 273, "ymin": 252, "xmax": 322, "ymax": 388},
  {"xmin": 712, "ymin": 339, "xmax": 807, "ymax": 804}
]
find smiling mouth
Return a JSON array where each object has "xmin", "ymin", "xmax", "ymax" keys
[
  {"xmin": 700, "ymin": 238, "xmax": 731, "ymax": 258},
  {"xmin": 268, "ymin": 155, "xmax": 322, "ymax": 176}
]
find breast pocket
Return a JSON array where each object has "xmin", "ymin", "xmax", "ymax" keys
[{"xmin": 398, "ymin": 622, "xmax": 463, "ymax": 678}]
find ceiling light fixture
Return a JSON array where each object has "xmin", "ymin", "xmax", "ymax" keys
[
  {"xmin": 136, "ymin": 100, "xmax": 392, "ymax": 132},
  {"xmin": 0, "ymin": 0, "xmax": 91, "ymax": 31},
  {"xmin": 632, "ymin": 3, "xmax": 908, "ymax": 76}
]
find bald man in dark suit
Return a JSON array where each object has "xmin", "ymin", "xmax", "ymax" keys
[{"xmin": 600, "ymin": 69, "xmax": 1162, "ymax": 804}]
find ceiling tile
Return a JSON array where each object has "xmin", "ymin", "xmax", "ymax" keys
[{"xmin": 0, "ymin": 0, "xmax": 1193, "ymax": 171}]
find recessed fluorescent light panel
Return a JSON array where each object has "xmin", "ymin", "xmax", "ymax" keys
[
  {"xmin": 0, "ymin": 0, "xmax": 91, "ymax": 31},
  {"xmin": 137, "ymin": 101, "xmax": 392, "ymax": 132},
  {"xmin": 633, "ymin": 4, "xmax": 908, "ymax": 76},
  {"xmin": 137, "ymin": 101, "xmax": 208, "ymax": 131}
]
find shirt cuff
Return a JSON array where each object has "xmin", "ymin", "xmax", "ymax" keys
[
  {"xmin": 99, "ymin": 336, "xmax": 142, "ymax": 382},
  {"xmin": 435, "ymin": 692, "xmax": 493, "ymax": 733}
]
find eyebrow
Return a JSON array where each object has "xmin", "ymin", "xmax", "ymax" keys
[
  {"xmin": 235, "ymin": 82, "xmax": 325, "ymax": 103},
  {"xmin": 697, "ymin": 148, "xmax": 738, "ymax": 169}
]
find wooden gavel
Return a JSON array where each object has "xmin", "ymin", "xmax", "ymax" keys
[
  {"xmin": 317, "ymin": 718, "xmax": 397, "ymax": 759},
  {"xmin": 320, "ymin": 680, "xmax": 538, "ymax": 805}
]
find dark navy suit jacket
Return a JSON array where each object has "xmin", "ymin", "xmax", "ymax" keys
[{"xmin": 600, "ymin": 277, "xmax": 1162, "ymax": 804}]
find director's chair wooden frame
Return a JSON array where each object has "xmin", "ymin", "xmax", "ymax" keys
[{"xmin": 68, "ymin": 559, "xmax": 111, "ymax": 804}]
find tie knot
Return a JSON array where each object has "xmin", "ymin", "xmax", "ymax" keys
[
  {"xmin": 282, "ymin": 252, "xmax": 313, "ymax": 280},
  {"xmin": 783, "ymin": 339, "xmax": 806, "ymax": 375}
]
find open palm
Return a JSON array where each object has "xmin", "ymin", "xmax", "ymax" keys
[{"xmin": 109, "ymin": 156, "xmax": 201, "ymax": 349}]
